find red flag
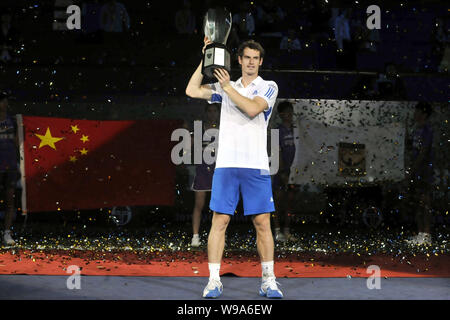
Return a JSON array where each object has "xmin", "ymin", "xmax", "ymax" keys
[{"xmin": 18, "ymin": 115, "xmax": 181, "ymax": 213}]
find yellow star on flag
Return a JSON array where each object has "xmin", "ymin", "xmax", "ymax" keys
[
  {"xmin": 69, "ymin": 156, "xmax": 77, "ymax": 162},
  {"xmin": 80, "ymin": 135, "xmax": 89, "ymax": 143},
  {"xmin": 35, "ymin": 127, "xmax": 64, "ymax": 150},
  {"xmin": 79, "ymin": 148, "xmax": 88, "ymax": 155},
  {"xmin": 71, "ymin": 125, "xmax": 80, "ymax": 134}
]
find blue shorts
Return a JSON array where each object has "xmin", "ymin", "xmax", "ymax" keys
[{"xmin": 209, "ymin": 168, "xmax": 275, "ymax": 215}]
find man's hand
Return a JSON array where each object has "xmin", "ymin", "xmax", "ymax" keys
[
  {"xmin": 202, "ymin": 36, "xmax": 213, "ymax": 54},
  {"xmin": 214, "ymin": 68, "xmax": 231, "ymax": 90}
]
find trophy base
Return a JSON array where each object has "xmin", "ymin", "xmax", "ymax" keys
[{"xmin": 202, "ymin": 43, "xmax": 231, "ymax": 79}]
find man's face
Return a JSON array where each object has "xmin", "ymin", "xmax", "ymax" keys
[{"xmin": 238, "ymin": 48, "xmax": 263, "ymax": 76}]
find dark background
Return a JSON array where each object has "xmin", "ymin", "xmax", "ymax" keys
[{"xmin": 0, "ymin": 0, "xmax": 448, "ymax": 237}]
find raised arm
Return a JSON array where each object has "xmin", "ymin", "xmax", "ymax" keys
[
  {"xmin": 185, "ymin": 37, "xmax": 214, "ymax": 100},
  {"xmin": 213, "ymin": 68, "xmax": 277, "ymax": 118}
]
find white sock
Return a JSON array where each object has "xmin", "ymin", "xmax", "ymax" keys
[
  {"xmin": 208, "ymin": 263, "xmax": 220, "ymax": 281},
  {"xmin": 261, "ymin": 261, "xmax": 275, "ymax": 280},
  {"xmin": 193, "ymin": 234, "xmax": 199, "ymax": 239}
]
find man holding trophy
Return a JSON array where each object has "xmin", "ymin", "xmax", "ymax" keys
[{"xmin": 185, "ymin": 8, "xmax": 282, "ymax": 299}]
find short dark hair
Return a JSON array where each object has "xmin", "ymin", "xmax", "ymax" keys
[
  {"xmin": 415, "ymin": 102, "xmax": 432, "ymax": 118},
  {"xmin": 277, "ymin": 101, "xmax": 293, "ymax": 113},
  {"xmin": 237, "ymin": 40, "xmax": 265, "ymax": 59}
]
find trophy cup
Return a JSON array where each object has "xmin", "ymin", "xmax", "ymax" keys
[{"xmin": 202, "ymin": 7, "xmax": 232, "ymax": 78}]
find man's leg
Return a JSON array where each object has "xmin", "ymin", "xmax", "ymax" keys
[
  {"xmin": 422, "ymin": 193, "xmax": 432, "ymax": 235},
  {"xmin": 252, "ymin": 213, "xmax": 283, "ymax": 298},
  {"xmin": 408, "ymin": 187, "xmax": 432, "ymax": 245},
  {"xmin": 272, "ymin": 189, "xmax": 283, "ymax": 230},
  {"xmin": 283, "ymin": 188, "xmax": 297, "ymax": 240},
  {"xmin": 203, "ymin": 211, "xmax": 230, "ymax": 298},
  {"xmin": 419, "ymin": 192, "xmax": 432, "ymax": 244},
  {"xmin": 4, "ymin": 185, "xmax": 15, "ymax": 230},
  {"xmin": 192, "ymin": 191, "xmax": 206, "ymax": 234},
  {"xmin": 408, "ymin": 182, "xmax": 421, "ymax": 233},
  {"xmin": 415, "ymin": 188, "xmax": 431, "ymax": 235},
  {"xmin": 207, "ymin": 211, "xmax": 231, "ymax": 263},
  {"xmin": 272, "ymin": 189, "xmax": 285, "ymax": 241},
  {"xmin": 191, "ymin": 191, "xmax": 206, "ymax": 246},
  {"xmin": 3, "ymin": 172, "xmax": 16, "ymax": 245},
  {"xmin": 204, "ymin": 167, "xmax": 239, "ymax": 298},
  {"xmin": 252, "ymin": 213, "xmax": 274, "ymax": 262}
]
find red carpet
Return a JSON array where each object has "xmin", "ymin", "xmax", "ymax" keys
[{"xmin": 0, "ymin": 250, "xmax": 449, "ymax": 278}]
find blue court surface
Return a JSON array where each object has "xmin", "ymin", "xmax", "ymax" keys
[{"xmin": 0, "ymin": 275, "xmax": 448, "ymax": 300}]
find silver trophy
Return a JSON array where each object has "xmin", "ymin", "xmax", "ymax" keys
[{"xmin": 202, "ymin": 7, "xmax": 232, "ymax": 78}]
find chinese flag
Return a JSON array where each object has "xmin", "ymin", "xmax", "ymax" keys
[{"xmin": 18, "ymin": 115, "xmax": 182, "ymax": 213}]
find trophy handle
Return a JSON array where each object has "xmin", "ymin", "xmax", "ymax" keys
[
  {"xmin": 203, "ymin": 8, "xmax": 233, "ymax": 45},
  {"xmin": 223, "ymin": 12, "xmax": 232, "ymax": 44}
]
